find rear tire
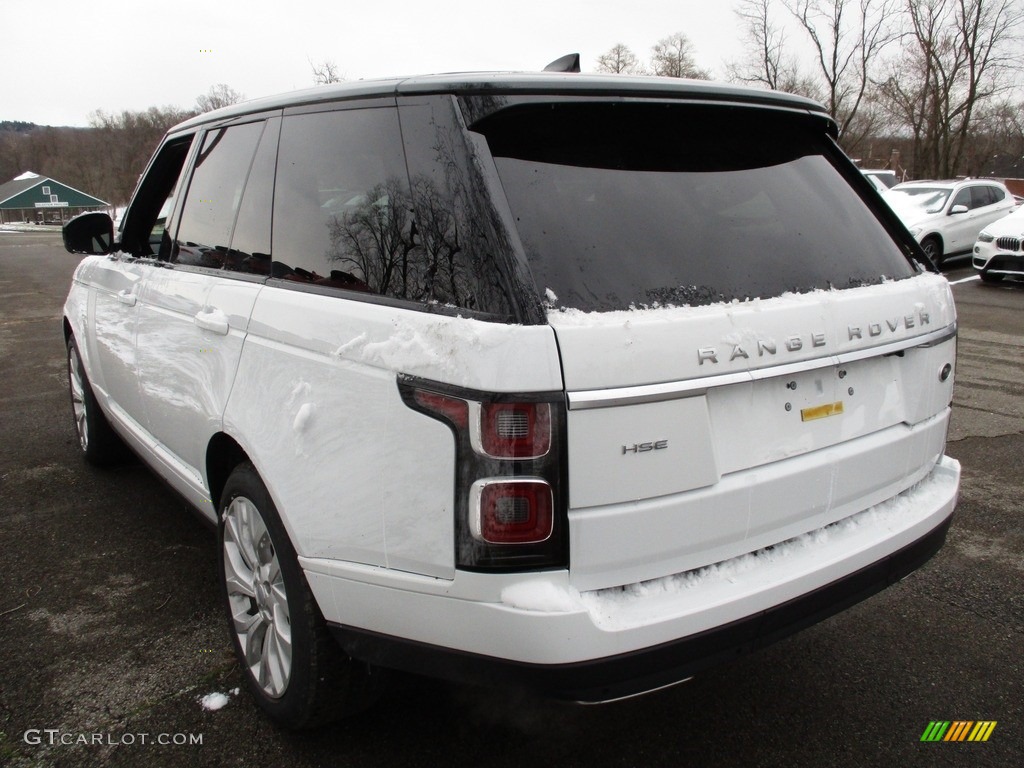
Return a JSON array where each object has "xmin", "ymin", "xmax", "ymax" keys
[
  {"xmin": 219, "ymin": 462, "xmax": 384, "ymax": 728},
  {"xmin": 66, "ymin": 335, "xmax": 127, "ymax": 466}
]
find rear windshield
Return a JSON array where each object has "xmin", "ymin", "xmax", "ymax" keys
[{"xmin": 475, "ymin": 103, "xmax": 915, "ymax": 311}]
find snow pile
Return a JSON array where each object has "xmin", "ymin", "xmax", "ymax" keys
[
  {"xmin": 293, "ymin": 402, "xmax": 314, "ymax": 432},
  {"xmin": 332, "ymin": 318, "xmax": 511, "ymax": 378},
  {"xmin": 0, "ymin": 223, "xmax": 44, "ymax": 232},
  {"xmin": 545, "ymin": 271, "xmax": 952, "ymax": 327},
  {"xmin": 501, "ymin": 579, "xmax": 583, "ymax": 613},
  {"xmin": 200, "ymin": 687, "xmax": 240, "ymax": 712},
  {"xmin": 333, "ymin": 332, "xmax": 368, "ymax": 357},
  {"xmin": 284, "ymin": 380, "xmax": 314, "ymax": 455},
  {"xmin": 579, "ymin": 456, "xmax": 959, "ymax": 628}
]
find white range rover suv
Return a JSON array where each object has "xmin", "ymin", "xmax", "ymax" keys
[{"xmin": 62, "ymin": 72, "xmax": 960, "ymax": 728}]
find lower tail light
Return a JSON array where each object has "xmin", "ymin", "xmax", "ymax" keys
[{"xmin": 471, "ymin": 479, "xmax": 553, "ymax": 544}]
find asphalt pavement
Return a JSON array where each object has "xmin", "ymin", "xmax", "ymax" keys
[{"xmin": 0, "ymin": 232, "xmax": 1020, "ymax": 767}]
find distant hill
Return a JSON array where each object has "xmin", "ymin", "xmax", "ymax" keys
[{"xmin": 0, "ymin": 121, "xmax": 40, "ymax": 133}]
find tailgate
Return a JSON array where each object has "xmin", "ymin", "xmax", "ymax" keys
[{"xmin": 551, "ymin": 273, "xmax": 957, "ymax": 591}]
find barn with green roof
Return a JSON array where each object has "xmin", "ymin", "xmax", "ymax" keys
[{"xmin": 0, "ymin": 171, "xmax": 108, "ymax": 225}]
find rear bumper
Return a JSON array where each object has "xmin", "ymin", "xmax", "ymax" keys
[
  {"xmin": 307, "ymin": 456, "xmax": 959, "ymax": 702},
  {"xmin": 332, "ymin": 510, "xmax": 950, "ymax": 701}
]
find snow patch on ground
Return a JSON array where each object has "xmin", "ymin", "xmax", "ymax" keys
[
  {"xmin": 200, "ymin": 688, "xmax": 239, "ymax": 711},
  {"xmin": 200, "ymin": 692, "xmax": 229, "ymax": 711},
  {"xmin": 0, "ymin": 223, "xmax": 62, "ymax": 232}
]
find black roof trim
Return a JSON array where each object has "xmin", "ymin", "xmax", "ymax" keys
[{"xmin": 168, "ymin": 72, "xmax": 830, "ymax": 133}]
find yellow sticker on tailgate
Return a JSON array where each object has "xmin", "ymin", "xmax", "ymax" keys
[{"xmin": 801, "ymin": 401, "xmax": 844, "ymax": 422}]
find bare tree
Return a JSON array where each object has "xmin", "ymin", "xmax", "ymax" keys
[
  {"xmin": 89, "ymin": 106, "xmax": 196, "ymax": 206},
  {"xmin": 960, "ymin": 96, "xmax": 1024, "ymax": 175},
  {"xmin": 311, "ymin": 59, "xmax": 344, "ymax": 85},
  {"xmin": 731, "ymin": 0, "xmax": 791, "ymax": 89},
  {"xmin": 877, "ymin": 0, "xmax": 1024, "ymax": 178},
  {"xmin": 730, "ymin": 0, "xmax": 824, "ymax": 98},
  {"xmin": 782, "ymin": 0, "xmax": 900, "ymax": 152},
  {"xmin": 195, "ymin": 84, "xmax": 245, "ymax": 113},
  {"xmin": 595, "ymin": 43, "xmax": 643, "ymax": 74},
  {"xmin": 649, "ymin": 32, "xmax": 711, "ymax": 79}
]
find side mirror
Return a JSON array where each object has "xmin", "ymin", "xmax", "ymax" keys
[
  {"xmin": 63, "ymin": 211, "xmax": 114, "ymax": 254},
  {"xmin": 949, "ymin": 204, "xmax": 969, "ymax": 215}
]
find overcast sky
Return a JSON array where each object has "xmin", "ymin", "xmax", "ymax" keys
[{"xmin": 2, "ymin": 0, "xmax": 749, "ymax": 127}]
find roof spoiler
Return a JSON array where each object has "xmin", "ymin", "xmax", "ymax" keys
[{"xmin": 543, "ymin": 53, "xmax": 581, "ymax": 73}]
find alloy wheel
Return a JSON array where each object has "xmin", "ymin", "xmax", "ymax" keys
[
  {"xmin": 222, "ymin": 495, "xmax": 292, "ymax": 698},
  {"xmin": 68, "ymin": 345, "xmax": 88, "ymax": 451}
]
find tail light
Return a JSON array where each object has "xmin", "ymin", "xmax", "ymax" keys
[
  {"xmin": 400, "ymin": 376, "xmax": 567, "ymax": 571},
  {"xmin": 471, "ymin": 479, "xmax": 553, "ymax": 543},
  {"xmin": 475, "ymin": 402, "xmax": 551, "ymax": 458}
]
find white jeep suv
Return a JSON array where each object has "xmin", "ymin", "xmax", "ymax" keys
[{"xmin": 62, "ymin": 72, "xmax": 960, "ymax": 727}]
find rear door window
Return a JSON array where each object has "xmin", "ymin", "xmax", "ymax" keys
[
  {"xmin": 473, "ymin": 103, "xmax": 917, "ymax": 312},
  {"xmin": 228, "ymin": 117, "xmax": 279, "ymax": 272},
  {"xmin": 173, "ymin": 121, "xmax": 265, "ymax": 270},
  {"xmin": 971, "ymin": 185, "xmax": 996, "ymax": 209}
]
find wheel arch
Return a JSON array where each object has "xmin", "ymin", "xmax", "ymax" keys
[
  {"xmin": 207, "ymin": 434, "xmax": 308, "ymax": 558},
  {"xmin": 206, "ymin": 433, "xmax": 251, "ymax": 512}
]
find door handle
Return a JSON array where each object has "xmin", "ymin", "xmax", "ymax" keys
[
  {"xmin": 116, "ymin": 289, "xmax": 137, "ymax": 307},
  {"xmin": 194, "ymin": 308, "xmax": 229, "ymax": 336}
]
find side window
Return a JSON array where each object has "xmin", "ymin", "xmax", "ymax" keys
[
  {"xmin": 950, "ymin": 188, "xmax": 971, "ymax": 211},
  {"xmin": 273, "ymin": 108, "xmax": 413, "ymax": 295},
  {"xmin": 398, "ymin": 96, "xmax": 521, "ymax": 318},
  {"xmin": 991, "ymin": 186, "xmax": 1006, "ymax": 203},
  {"xmin": 173, "ymin": 121, "xmax": 264, "ymax": 270},
  {"xmin": 229, "ymin": 117, "xmax": 280, "ymax": 272},
  {"xmin": 120, "ymin": 136, "xmax": 194, "ymax": 257},
  {"xmin": 972, "ymin": 185, "xmax": 997, "ymax": 208}
]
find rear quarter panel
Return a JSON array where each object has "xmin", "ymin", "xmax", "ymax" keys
[{"xmin": 224, "ymin": 287, "xmax": 562, "ymax": 579}]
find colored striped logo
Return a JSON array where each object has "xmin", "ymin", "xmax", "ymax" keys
[{"xmin": 920, "ymin": 721, "xmax": 997, "ymax": 742}]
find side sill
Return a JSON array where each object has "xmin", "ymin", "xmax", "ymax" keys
[{"xmin": 328, "ymin": 513, "xmax": 951, "ymax": 703}]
